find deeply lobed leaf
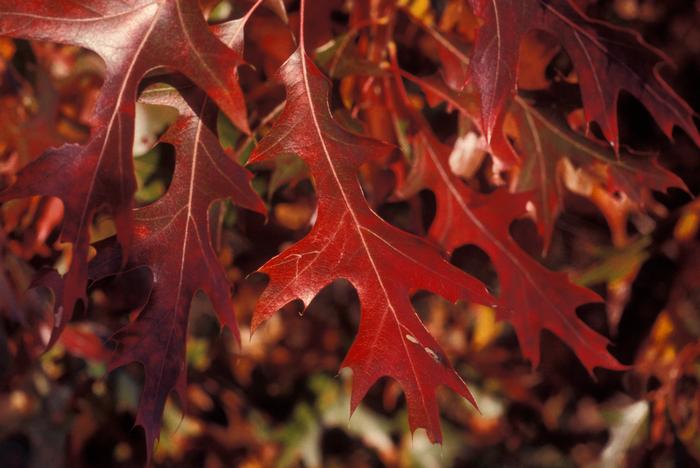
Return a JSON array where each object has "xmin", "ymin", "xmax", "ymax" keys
[
  {"xmin": 248, "ymin": 43, "xmax": 496, "ymax": 442},
  {"xmin": 467, "ymin": 0, "xmax": 700, "ymax": 150},
  {"xmin": 0, "ymin": 0, "xmax": 249, "ymax": 344}
]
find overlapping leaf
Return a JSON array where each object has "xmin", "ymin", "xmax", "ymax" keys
[
  {"xmin": 384, "ymin": 62, "xmax": 625, "ymax": 373},
  {"xmin": 467, "ymin": 0, "xmax": 700, "ymax": 149},
  {"xmin": 506, "ymin": 97, "xmax": 686, "ymax": 246},
  {"xmin": 396, "ymin": 68, "xmax": 686, "ymax": 250},
  {"xmin": 0, "ymin": 0, "xmax": 249, "ymax": 344},
  {"xmin": 109, "ymin": 83, "xmax": 263, "ymax": 456},
  {"xmin": 400, "ymin": 129, "xmax": 624, "ymax": 373}
]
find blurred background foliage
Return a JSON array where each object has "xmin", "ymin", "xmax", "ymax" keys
[{"xmin": 1, "ymin": 0, "xmax": 699, "ymax": 466}]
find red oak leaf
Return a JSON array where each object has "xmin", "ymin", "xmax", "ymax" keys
[
  {"xmin": 400, "ymin": 129, "xmax": 626, "ymax": 374},
  {"xmin": 505, "ymin": 96, "xmax": 686, "ymax": 248},
  {"xmin": 467, "ymin": 0, "xmax": 700, "ymax": 150},
  {"xmin": 394, "ymin": 67, "xmax": 685, "ymax": 250},
  {"xmin": 384, "ymin": 63, "xmax": 626, "ymax": 374},
  {"xmin": 0, "ymin": 0, "xmax": 249, "ymax": 345},
  {"xmin": 247, "ymin": 0, "xmax": 497, "ymax": 443},
  {"xmin": 110, "ymin": 82, "xmax": 264, "ymax": 457}
]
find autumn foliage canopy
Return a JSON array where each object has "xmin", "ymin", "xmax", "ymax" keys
[{"xmin": 0, "ymin": 0, "xmax": 699, "ymax": 465}]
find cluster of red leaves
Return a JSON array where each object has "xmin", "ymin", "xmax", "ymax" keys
[{"xmin": 0, "ymin": 0, "xmax": 698, "ymax": 460}]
